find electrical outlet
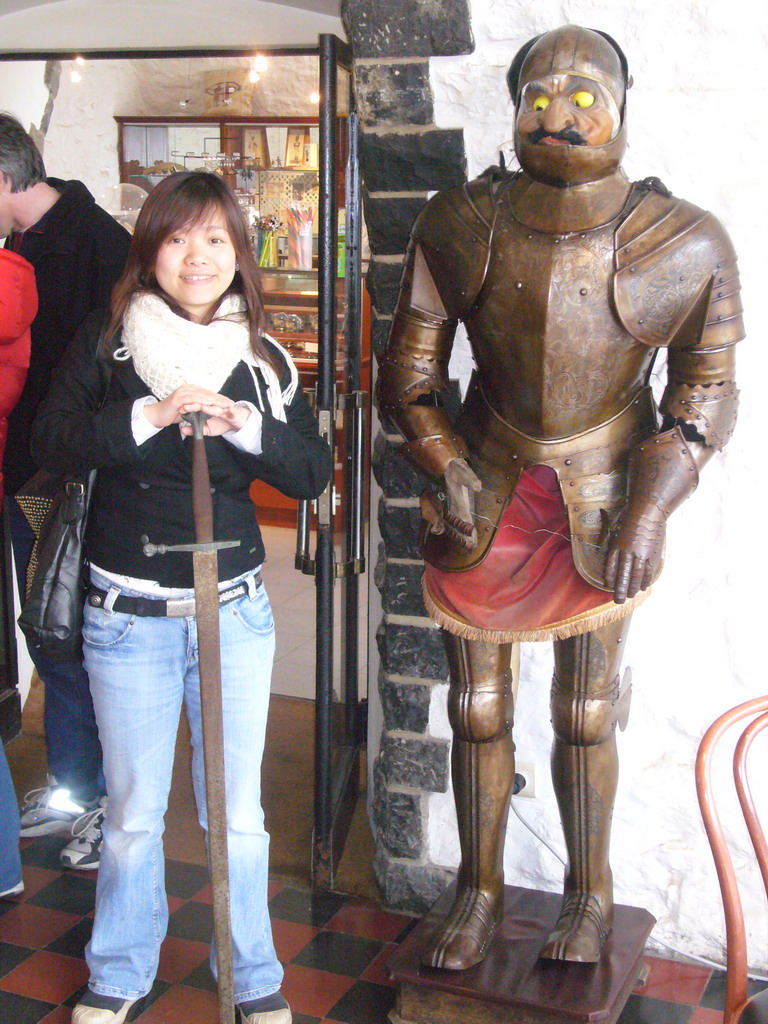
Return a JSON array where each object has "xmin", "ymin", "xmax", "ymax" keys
[{"xmin": 514, "ymin": 761, "xmax": 536, "ymax": 798}]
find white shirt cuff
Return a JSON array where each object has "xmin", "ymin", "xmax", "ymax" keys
[
  {"xmin": 132, "ymin": 396, "xmax": 162, "ymax": 445},
  {"xmin": 224, "ymin": 401, "xmax": 263, "ymax": 454}
]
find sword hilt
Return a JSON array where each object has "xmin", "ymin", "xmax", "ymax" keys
[{"xmin": 182, "ymin": 410, "xmax": 210, "ymax": 439}]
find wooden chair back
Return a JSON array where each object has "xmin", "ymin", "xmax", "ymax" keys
[{"xmin": 696, "ymin": 696, "xmax": 768, "ymax": 1024}]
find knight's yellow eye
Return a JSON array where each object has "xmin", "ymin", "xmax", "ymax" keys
[
  {"xmin": 571, "ymin": 91, "xmax": 595, "ymax": 109},
  {"xmin": 532, "ymin": 95, "xmax": 550, "ymax": 111}
]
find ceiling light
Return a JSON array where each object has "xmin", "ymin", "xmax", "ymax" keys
[
  {"xmin": 310, "ymin": 91, "xmax": 320, "ymax": 105},
  {"xmin": 70, "ymin": 70, "xmax": 82, "ymax": 83},
  {"xmin": 253, "ymin": 55, "xmax": 268, "ymax": 73}
]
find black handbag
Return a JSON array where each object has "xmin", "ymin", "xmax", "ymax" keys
[
  {"xmin": 15, "ymin": 345, "xmax": 111, "ymax": 662},
  {"xmin": 16, "ymin": 468, "xmax": 96, "ymax": 661}
]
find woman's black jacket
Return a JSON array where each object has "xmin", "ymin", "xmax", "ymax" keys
[{"xmin": 30, "ymin": 311, "xmax": 332, "ymax": 587}]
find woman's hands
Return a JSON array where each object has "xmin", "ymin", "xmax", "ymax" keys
[{"xmin": 143, "ymin": 384, "xmax": 251, "ymax": 437}]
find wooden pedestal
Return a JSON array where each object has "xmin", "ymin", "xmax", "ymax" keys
[{"xmin": 388, "ymin": 885, "xmax": 655, "ymax": 1024}]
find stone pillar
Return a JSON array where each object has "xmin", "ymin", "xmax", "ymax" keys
[{"xmin": 342, "ymin": 0, "xmax": 473, "ymax": 912}]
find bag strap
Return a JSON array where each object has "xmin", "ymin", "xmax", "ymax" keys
[{"xmin": 16, "ymin": 324, "xmax": 114, "ymax": 538}]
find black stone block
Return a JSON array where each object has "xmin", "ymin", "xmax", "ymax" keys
[
  {"xmin": 379, "ymin": 672, "xmax": 431, "ymax": 733},
  {"xmin": 380, "ymin": 733, "xmax": 450, "ymax": 792},
  {"xmin": 373, "ymin": 761, "xmax": 424, "ymax": 858},
  {"xmin": 363, "ymin": 194, "xmax": 426, "ymax": 257},
  {"xmin": 444, "ymin": 378, "xmax": 463, "ymax": 423},
  {"xmin": 372, "ymin": 431, "xmax": 430, "ymax": 498},
  {"xmin": 376, "ymin": 409, "xmax": 402, "ymax": 439},
  {"xmin": 373, "ymin": 540, "xmax": 386, "ymax": 592},
  {"xmin": 366, "ymin": 260, "xmax": 403, "ymax": 318},
  {"xmin": 369, "ymin": 314, "xmax": 392, "ymax": 360},
  {"xmin": 360, "ymin": 131, "xmax": 467, "ymax": 193},
  {"xmin": 373, "ymin": 847, "xmax": 454, "ymax": 915},
  {"xmin": 381, "ymin": 560, "xmax": 426, "ymax": 618},
  {"xmin": 376, "ymin": 621, "xmax": 449, "ymax": 682},
  {"xmin": 378, "ymin": 501, "xmax": 423, "ymax": 559},
  {"xmin": 342, "ymin": 0, "xmax": 474, "ymax": 59},
  {"xmin": 380, "ymin": 791, "xmax": 423, "ymax": 859},
  {"xmin": 354, "ymin": 63, "xmax": 433, "ymax": 127}
]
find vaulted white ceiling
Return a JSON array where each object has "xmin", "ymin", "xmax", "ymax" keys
[
  {"xmin": 0, "ymin": 0, "xmax": 344, "ymax": 51},
  {"xmin": 0, "ymin": 0, "xmax": 341, "ymax": 14}
]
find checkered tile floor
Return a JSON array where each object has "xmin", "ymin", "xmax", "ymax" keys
[{"xmin": 0, "ymin": 834, "xmax": 765, "ymax": 1023}]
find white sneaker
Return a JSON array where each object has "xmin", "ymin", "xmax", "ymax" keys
[
  {"xmin": 239, "ymin": 1010, "xmax": 292, "ymax": 1024},
  {"xmin": 60, "ymin": 797, "xmax": 107, "ymax": 870},
  {"xmin": 0, "ymin": 880, "xmax": 24, "ymax": 898},
  {"xmin": 20, "ymin": 774, "xmax": 97, "ymax": 837},
  {"xmin": 71, "ymin": 994, "xmax": 138, "ymax": 1023},
  {"xmin": 237, "ymin": 995, "xmax": 292, "ymax": 1024}
]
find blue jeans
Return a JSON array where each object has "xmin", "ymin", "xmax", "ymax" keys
[
  {"xmin": 7, "ymin": 497, "xmax": 104, "ymax": 802},
  {"xmin": 82, "ymin": 569, "xmax": 282, "ymax": 1002},
  {"xmin": 0, "ymin": 741, "xmax": 22, "ymax": 892}
]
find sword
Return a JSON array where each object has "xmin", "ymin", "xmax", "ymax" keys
[{"xmin": 142, "ymin": 410, "xmax": 239, "ymax": 1024}]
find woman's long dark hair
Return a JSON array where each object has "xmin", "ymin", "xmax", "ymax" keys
[{"xmin": 107, "ymin": 171, "xmax": 279, "ymax": 371}]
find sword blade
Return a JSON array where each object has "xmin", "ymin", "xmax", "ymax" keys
[{"xmin": 190, "ymin": 427, "xmax": 235, "ymax": 1024}]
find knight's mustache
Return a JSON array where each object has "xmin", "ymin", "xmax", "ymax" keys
[{"xmin": 527, "ymin": 125, "xmax": 587, "ymax": 146}]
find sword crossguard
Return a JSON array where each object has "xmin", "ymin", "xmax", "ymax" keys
[{"xmin": 140, "ymin": 534, "xmax": 241, "ymax": 557}]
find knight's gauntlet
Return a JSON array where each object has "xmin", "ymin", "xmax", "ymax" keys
[
  {"xmin": 606, "ymin": 427, "xmax": 700, "ymax": 600},
  {"xmin": 626, "ymin": 427, "xmax": 700, "ymax": 518}
]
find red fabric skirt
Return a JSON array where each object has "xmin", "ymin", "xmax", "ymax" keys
[{"xmin": 423, "ymin": 465, "xmax": 628, "ymax": 641}]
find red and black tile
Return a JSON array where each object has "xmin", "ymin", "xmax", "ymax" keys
[{"xmin": 0, "ymin": 837, "xmax": 765, "ymax": 1023}]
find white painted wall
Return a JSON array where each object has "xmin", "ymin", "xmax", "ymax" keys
[
  {"xmin": 422, "ymin": 0, "xmax": 768, "ymax": 973},
  {"xmin": 31, "ymin": 55, "xmax": 320, "ymax": 201},
  {"xmin": 0, "ymin": 60, "xmax": 48, "ymax": 128}
]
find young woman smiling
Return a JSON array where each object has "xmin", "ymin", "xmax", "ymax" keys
[{"xmin": 31, "ymin": 172, "xmax": 331, "ymax": 1024}]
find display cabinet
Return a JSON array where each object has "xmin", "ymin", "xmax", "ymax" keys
[
  {"xmin": 116, "ymin": 116, "xmax": 319, "ymax": 180},
  {"xmin": 115, "ymin": 116, "xmax": 320, "ymax": 270},
  {"xmin": 262, "ymin": 269, "xmax": 336, "ymax": 382},
  {"xmin": 253, "ymin": 269, "xmax": 371, "ymax": 526}
]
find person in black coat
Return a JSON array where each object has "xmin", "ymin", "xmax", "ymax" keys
[{"xmin": 1, "ymin": 112, "xmax": 132, "ymax": 863}]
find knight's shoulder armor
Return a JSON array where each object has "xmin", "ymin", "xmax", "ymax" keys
[
  {"xmin": 411, "ymin": 168, "xmax": 512, "ymax": 319},
  {"xmin": 614, "ymin": 178, "xmax": 744, "ymax": 351}
]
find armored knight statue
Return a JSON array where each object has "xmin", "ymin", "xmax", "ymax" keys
[{"xmin": 377, "ymin": 25, "xmax": 743, "ymax": 970}]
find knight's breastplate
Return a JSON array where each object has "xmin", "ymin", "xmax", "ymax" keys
[{"xmin": 467, "ymin": 208, "xmax": 654, "ymax": 438}]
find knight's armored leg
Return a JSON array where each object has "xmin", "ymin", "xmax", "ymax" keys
[
  {"xmin": 540, "ymin": 616, "xmax": 632, "ymax": 963},
  {"xmin": 422, "ymin": 635, "xmax": 516, "ymax": 971}
]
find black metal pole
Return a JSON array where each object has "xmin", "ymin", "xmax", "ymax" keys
[
  {"xmin": 313, "ymin": 33, "xmax": 339, "ymax": 869},
  {"xmin": 317, "ymin": 33, "xmax": 339, "ymax": 408},
  {"xmin": 343, "ymin": 106, "xmax": 362, "ymax": 741}
]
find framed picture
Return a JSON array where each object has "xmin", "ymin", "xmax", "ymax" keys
[
  {"xmin": 265, "ymin": 126, "xmax": 285, "ymax": 167},
  {"xmin": 243, "ymin": 127, "xmax": 270, "ymax": 169},
  {"xmin": 285, "ymin": 127, "xmax": 310, "ymax": 169}
]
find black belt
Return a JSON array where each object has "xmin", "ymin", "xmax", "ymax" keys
[{"xmin": 87, "ymin": 573, "xmax": 262, "ymax": 618}]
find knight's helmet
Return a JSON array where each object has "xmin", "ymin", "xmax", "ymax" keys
[{"xmin": 508, "ymin": 25, "xmax": 630, "ymax": 187}]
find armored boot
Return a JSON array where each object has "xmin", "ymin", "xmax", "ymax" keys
[
  {"xmin": 541, "ymin": 618, "xmax": 632, "ymax": 962},
  {"xmin": 422, "ymin": 637, "xmax": 516, "ymax": 970}
]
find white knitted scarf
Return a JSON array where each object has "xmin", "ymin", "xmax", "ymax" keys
[{"xmin": 116, "ymin": 292, "xmax": 297, "ymax": 421}]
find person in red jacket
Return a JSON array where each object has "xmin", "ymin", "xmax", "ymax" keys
[
  {"xmin": 0, "ymin": 247, "xmax": 36, "ymax": 899},
  {"xmin": 0, "ymin": 248, "xmax": 36, "ymax": 498}
]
